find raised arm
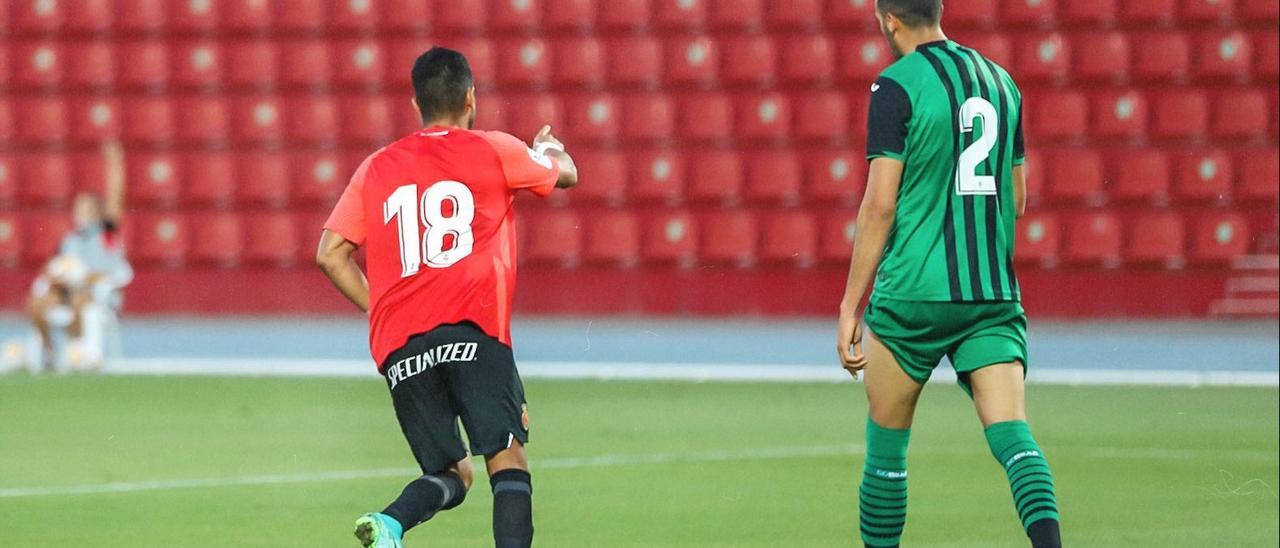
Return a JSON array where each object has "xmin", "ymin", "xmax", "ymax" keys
[
  {"xmin": 532, "ymin": 125, "xmax": 577, "ymax": 189},
  {"xmin": 102, "ymin": 141, "xmax": 126, "ymax": 224}
]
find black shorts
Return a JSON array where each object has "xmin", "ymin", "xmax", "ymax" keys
[{"xmin": 382, "ymin": 322, "xmax": 529, "ymax": 475}]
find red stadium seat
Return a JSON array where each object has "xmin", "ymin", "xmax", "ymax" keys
[
  {"xmin": 629, "ymin": 150, "xmax": 685, "ymax": 204},
  {"xmin": 172, "ymin": 42, "xmax": 224, "ymax": 90},
  {"xmin": 280, "ymin": 41, "xmax": 332, "ymax": 90},
  {"xmin": 1074, "ymin": 33, "xmax": 1130, "ymax": 83},
  {"xmin": 238, "ymin": 152, "xmax": 291, "ymax": 207},
  {"xmin": 176, "ymin": 96, "xmax": 231, "ymax": 145},
  {"xmin": 1061, "ymin": 0, "xmax": 1117, "ymax": 24},
  {"xmin": 68, "ymin": 98, "xmax": 122, "ymax": 144},
  {"xmin": 545, "ymin": 0, "xmax": 597, "ymax": 30},
  {"xmin": 225, "ymin": 41, "xmax": 279, "ymax": 90},
  {"xmin": 1237, "ymin": 149, "xmax": 1280, "ymax": 203},
  {"xmin": 1063, "ymin": 213, "xmax": 1122, "ymax": 267},
  {"xmin": 130, "ymin": 214, "xmax": 189, "ymax": 267},
  {"xmin": 620, "ymin": 95, "xmax": 675, "ymax": 143},
  {"xmin": 126, "ymin": 153, "xmax": 182, "ymax": 208},
  {"xmin": 745, "ymin": 150, "xmax": 802, "ymax": 205},
  {"xmin": 554, "ymin": 37, "xmax": 605, "ymax": 88},
  {"xmin": 1126, "ymin": 212, "xmax": 1186, "ymax": 268},
  {"xmin": 805, "ymin": 150, "xmax": 866, "ymax": 205},
  {"xmin": 1015, "ymin": 34, "xmax": 1070, "ymax": 82},
  {"xmin": 19, "ymin": 152, "xmax": 72, "ymax": 207},
  {"xmin": 233, "ymin": 96, "xmax": 284, "ymax": 144},
  {"xmin": 383, "ymin": 0, "xmax": 431, "ymax": 32},
  {"xmin": 825, "ymin": 0, "xmax": 877, "ymax": 29},
  {"xmin": 13, "ymin": 42, "xmax": 64, "ymax": 88},
  {"xmin": 701, "ymin": 211, "xmax": 757, "ymax": 267},
  {"xmin": 1118, "ymin": 0, "xmax": 1177, "ymax": 25},
  {"xmin": 475, "ymin": 91, "xmax": 508, "ymax": 132},
  {"xmin": 653, "ymin": 0, "xmax": 706, "ymax": 29},
  {"xmin": 504, "ymin": 94, "xmax": 563, "ymax": 143},
  {"xmin": 793, "ymin": 91, "xmax": 849, "ymax": 142},
  {"xmin": 24, "ymin": 213, "xmax": 74, "ymax": 265},
  {"xmin": 584, "ymin": 212, "xmax": 641, "ymax": 266},
  {"xmin": 1022, "ymin": 150, "xmax": 1046, "ymax": 204},
  {"xmin": 183, "ymin": 152, "xmax": 236, "ymax": 207},
  {"xmin": 0, "ymin": 101, "xmax": 9, "ymax": 144},
  {"xmin": 389, "ymin": 93, "xmax": 422, "ymax": 141},
  {"xmin": 490, "ymin": 0, "xmax": 542, "ymax": 30},
  {"xmin": 759, "ymin": 213, "xmax": 817, "ymax": 267},
  {"xmin": 122, "ymin": 97, "xmax": 175, "ymax": 144},
  {"xmin": 244, "ymin": 212, "xmax": 300, "ymax": 267},
  {"xmin": 70, "ymin": 151, "xmax": 108, "ymax": 197},
  {"xmin": 607, "ymin": 37, "xmax": 662, "ymax": 88},
  {"xmin": 330, "ymin": 0, "xmax": 383, "ymax": 31},
  {"xmin": 0, "ymin": 154, "xmax": 14, "ymax": 206},
  {"xmin": 331, "ymin": 40, "xmax": 386, "ymax": 89},
  {"xmin": 643, "ymin": 211, "xmax": 698, "ymax": 266},
  {"xmin": 687, "ymin": 150, "xmax": 743, "ymax": 205},
  {"xmin": 1092, "ymin": 91, "xmax": 1148, "ymax": 141},
  {"xmin": 1111, "ymin": 150, "xmax": 1171, "ymax": 204},
  {"xmin": 1256, "ymin": 31, "xmax": 1279, "ymax": 82},
  {"xmin": 946, "ymin": 0, "xmax": 999, "ymax": 27},
  {"xmin": 221, "ymin": 0, "xmax": 273, "ymax": 31},
  {"xmin": 65, "ymin": 43, "xmax": 115, "ymax": 89},
  {"xmin": 1213, "ymin": 89, "xmax": 1270, "ymax": 139},
  {"xmin": 954, "ymin": 35, "xmax": 1013, "ymax": 68},
  {"xmin": 564, "ymin": 94, "xmax": 620, "ymax": 143},
  {"xmin": 837, "ymin": 35, "xmax": 893, "ymax": 82},
  {"xmin": 1197, "ymin": 32, "xmax": 1253, "ymax": 81},
  {"xmin": 665, "ymin": 36, "xmax": 720, "ymax": 87},
  {"xmin": 273, "ymin": 0, "xmax": 325, "ymax": 32},
  {"xmin": 1030, "ymin": 91, "xmax": 1087, "ymax": 142},
  {"xmin": 116, "ymin": 0, "xmax": 166, "ymax": 32},
  {"xmin": 0, "ymin": 214, "xmax": 23, "ymax": 267},
  {"xmin": 818, "ymin": 214, "xmax": 858, "ymax": 265},
  {"xmin": 117, "ymin": 41, "xmax": 170, "ymax": 90},
  {"xmin": 1190, "ymin": 213, "xmax": 1250, "ymax": 265},
  {"xmin": 525, "ymin": 211, "xmax": 583, "ymax": 267},
  {"xmin": 567, "ymin": 149, "xmax": 626, "ymax": 205},
  {"xmin": 15, "ymin": 98, "xmax": 68, "ymax": 145},
  {"xmin": 722, "ymin": 36, "xmax": 777, "ymax": 87},
  {"xmin": 1152, "ymin": 91, "xmax": 1208, "ymax": 140},
  {"xmin": 285, "ymin": 95, "xmax": 339, "ymax": 145},
  {"xmin": 1182, "ymin": 0, "xmax": 1236, "ymax": 22},
  {"xmin": 292, "ymin": 152, "xmax": 347, "ymax": 207},
  {"xmin": 12, "ymin": 0, "xmax": 66, "ymax": 31},
  {"xmin": 766, "ymin": 0, "xmax": 822, "ymax": 28},
  {"xmin": 1241, "ymin": 0, "xmax": 1280, "ymax": 21},
  {"xmin": 1174, "ymin": 150, "xmax": 1233, "ymax": 203},
  {"xmin": 497, "ymin": 38, "xmax": 551, "ymax": 89},
  {"xmin": 1133, "ymin": 33, "xmax": 1190, "ymax": 82},
  {"xmin": 1003, "ymin": 0, "xmax": 1057, "ymax": 26},
  {"xmin": 1047, "ymin": 149, "xmax": 1105, "ymax": 205},
  {"xmin": 709, "ymin": 0, "xmax": 763, "ymax": 29},
  {"xmin": 436, "ymin": 0, "xmax": 487, "ymax": 33},
  {"xmin": 678, "ymin": 94, "xmax": 733, "ymax": 142},
  {"xmin": 598, "ymin": 0, "xmax": 652, "ymax": 30},
  {"xmin": 736, "ymin": 93, "xmax": 791, "ymax": 142},
  {"xmin": 780, "ymin": 36, "xmax": 835, "ymax": 84},
  {"xmin": 189, "ymin": 213, "xmax": 244, "ymax": 267}
]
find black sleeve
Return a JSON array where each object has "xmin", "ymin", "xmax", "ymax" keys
[
  {"xmin": 1012, "ymin": 101, "xmax": 1026, "ymax": 164},
  {"xmin": 866, "ymin": 76, "xmax": 912, "ymax": 162}
]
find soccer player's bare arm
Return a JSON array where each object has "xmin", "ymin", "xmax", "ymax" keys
[
  {"xmin": 316, "ymin": 230, "xmax": 370, "ymax": 312},
  {"xmin": 532, "ymin": 125, "xmax": 578, "ymax": 189},
  {"xmin": 1013, "ymin": 164, "xmax": 1027, "ymax": 218},
  {"xmin": 837, "ymin": 158, "xmax": 903, "ymax": 375}
]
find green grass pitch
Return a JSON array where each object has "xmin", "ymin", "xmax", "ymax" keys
[{"xmin": 1, "ymin": 374, "xmax": 1276, "ymax": 547}]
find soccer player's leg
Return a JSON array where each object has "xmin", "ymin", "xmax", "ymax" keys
[
  {"xmin": 442, "ymin": 324, "xmax": 535, "ymax": 548},
  {"xmin": 953, "ymin": 307, "xmax": 1062, "ymax": 548},
  {"xmin": 859, "ymin": 329, "xmax": 927, "ymax": 548}
]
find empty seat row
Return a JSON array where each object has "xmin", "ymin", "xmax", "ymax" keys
[
  {"xmin": 1017, "ymin": 211, "xmax": 1256, "ymax": 269},
  {"xmin": 4, "ymin": 31, "xmax": 1275, "ymax": 92},
  {"xmin": 1022, "ymin": 148, "xmax": 1279, "ymax": 206},
  {"xmin": 3, "ymin": 0, "xmax": 1275, "ymax": 36},
  {"xmin": 1026, "ymin": 87, "xmax": 1277, "ymax": 142}
]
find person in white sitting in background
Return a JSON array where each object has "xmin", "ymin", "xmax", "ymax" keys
[{"xmin": 24, "ymin": 141, "xmax": 133, "ymax": 372}]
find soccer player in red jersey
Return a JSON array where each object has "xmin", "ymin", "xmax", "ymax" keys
[{"xmin": 316, "ymin": 47, "xmax": 577, "ymax": 548}]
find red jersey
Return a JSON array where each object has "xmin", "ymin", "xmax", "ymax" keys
[{"xmin": 324, "ymin": 127, "xmax": 559, "ymax": 369}]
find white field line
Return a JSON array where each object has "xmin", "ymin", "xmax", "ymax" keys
[
  {"xmin": 2, "ymin": 443, "xmax": 1274, "ymax": 500},
  {"xmin": 108, "ymin": 358, "xmax": 1280, "ymax": 387}
]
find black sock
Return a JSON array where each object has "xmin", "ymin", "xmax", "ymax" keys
[
  {"xmin": 490, "ymin": 469, "xmax": 533, "ymax": 548},
  {"xmin": 382, "ymin": 471, "xmax": 466, "ymax": 532},
  {"xmin": 1027, "ymin": 518, "xmax": 1062, "ymax": 548}
]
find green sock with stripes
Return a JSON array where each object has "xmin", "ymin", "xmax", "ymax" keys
[
  {"xmin": 859, "ymin": 418, "xmax": 910, "ymax": 548},
  {"xmin": 985, "ymin": 420, "xmax": 1062, "ymax": 548}
]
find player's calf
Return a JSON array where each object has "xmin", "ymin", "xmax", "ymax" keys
[
  {"xmin": 377, "ymin": 468, "xmax": 469, "ymax": 540},
  {"xmin": 985, "ymin": 420, "xmax": 1061, "ymax": 548},
  {"xmin": 490, "ymin": 467, "xmax": 533, "ymax": 548},
  {"xmin": 859, "ymin": 417, "xmax": 911, "ymax": 548}
]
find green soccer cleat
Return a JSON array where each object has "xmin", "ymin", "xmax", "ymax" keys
[{"xmin": 353, "ymin": 513, "xmax": 404, "ymax": 548}]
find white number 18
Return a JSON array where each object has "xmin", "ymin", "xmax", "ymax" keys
[
  {"xmin": 384, "ymin": 181, "xmax": 476, "ymax": 278},
  {"xmin": 956, "ymin": 97, "xmax": 999, "ymax": 196}
]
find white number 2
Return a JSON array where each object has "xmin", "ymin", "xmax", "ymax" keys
[
  {"xmin": 956, "ymin": 97, "xmax": 999, "ymax": 196},
  {"xmin": 383, "ymin": 181, "xmax": 476, "ymax": 277}
]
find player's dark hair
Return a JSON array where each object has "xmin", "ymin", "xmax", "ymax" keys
[
  {"xmin": 876, "ymin": 0, "xmax": 943, "ymax": 27},
  {"xmin": 411, "ymin": 47, "xmax": 474, "ymax": 123}
]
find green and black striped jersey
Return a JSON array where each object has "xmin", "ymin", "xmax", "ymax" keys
[{"xmin": 866, "ymin": 40, "xmax": 1025, "ymax": 303}]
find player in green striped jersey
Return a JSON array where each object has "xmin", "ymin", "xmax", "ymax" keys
[{"xmin": 836, "ymin": 1, "xmax": 1062, "ymax": 547}]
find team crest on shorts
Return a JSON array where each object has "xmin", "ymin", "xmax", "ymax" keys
[{"xmin": 520, "ymin": 403, "xmax": 530, "ymax": 431}]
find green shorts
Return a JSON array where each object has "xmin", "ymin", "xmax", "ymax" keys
[{"xmin": 863, "ymin": 296, "xmax": 1028, "ymax": 395}]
